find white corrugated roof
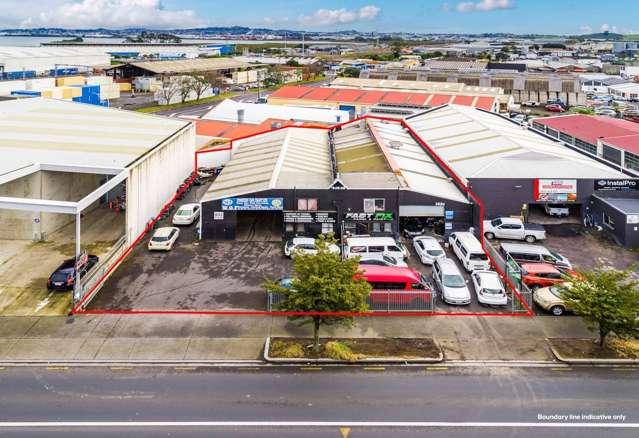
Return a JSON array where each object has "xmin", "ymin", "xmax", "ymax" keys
[
  {"xmin": 202, "ymin": 99, "xmax": 349, "ymax": 125},
  {"xmin": 0, "ymin": 97, "xmax": 189, "ymax": 175},
  {"xmin": 406, "ymin": 105, "xmax": 627, "ymax": 181},
  {"xmin": 202, "ymin": 127, "xmax": 332, "ymax": 201},
  {"xmin": 0, "ymin": 46, "xmax": 110, "ymax": 59}
]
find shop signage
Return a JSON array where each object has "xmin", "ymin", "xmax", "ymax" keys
[
  {"xmin": 594, "ymin": 179, "xmax": 638, "ymax": 191},
  {"xmin": 344, "ymin": 212, "xmax": 394, "ymax": 221},
  {"xmin": 628, "ymin": 215, "xmax": 639, "ymax": 225},
  {"xmin": 283, "ymin": 211, "xmax": 336, "ymax": 224},
  {"xmin": 445, "ymin": 210, "xmax": 454, "ymax": 220},
  {"xmin": 221, "ymin": 197, "xmax": 284, "ymax": 211},
  {"xmin": 445, "ymin": 222, "xmax": 453, "ymax": 230},
  {"xmin": 534, "ymin": 179, "xmax": 577, "ymax": 202},
  {"xmin": 213, "ymin": 211, "xmax": 224, "ymax": 220}
]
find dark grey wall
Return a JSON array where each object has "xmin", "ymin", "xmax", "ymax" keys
[{"xmin": 587, "ymin": 194, "xmax": 639, "ymax": 249}]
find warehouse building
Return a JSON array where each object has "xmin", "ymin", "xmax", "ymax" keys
[
  {"xmin": 0, "ymin": 46, "xmax": 110, "ymax": 78},
  {"xmin": 199, "ymin": 119, "xmax": 472, "ymax": 241}
]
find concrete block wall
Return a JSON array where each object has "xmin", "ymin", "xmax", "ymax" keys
[{"xmin": 0, "ymin": 173, "xmax": 41, "ymax": 240}]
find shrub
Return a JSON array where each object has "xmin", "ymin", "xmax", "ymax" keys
[
  {"xmin": 324, "ymin": 341, "xmax": 362, "ymax": 361},
  {"xmin": 609, "ymin": 339, "xmax": 639, "ymax": 359},
  {"xmin": 270, "ymin": 340, "xmax": 304, "ymax": 358}
]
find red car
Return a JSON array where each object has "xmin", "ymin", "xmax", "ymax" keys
[
  {"xmin": 545, "ymin": 104, "xmax": 565, "ymax": 113},
  {"xmin": 520, "ymin": 263, "xmax": 576, "ymax": 291}
]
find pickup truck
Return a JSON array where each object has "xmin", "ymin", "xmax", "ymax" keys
[{"xmin": 482, "ymin": 217, "xmax": 546, "ymax": 243}]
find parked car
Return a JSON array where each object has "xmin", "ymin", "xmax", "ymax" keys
[
  {"xmin": 543, "ymin": 204, "xmax": 570, "ymax": 217},
  {"xmin": 547, "ymin": 99, "xmax": 567, "ymax": 109},
  {"xmin": 471, "ymin": 270, "xmax": 508, "ymax": 306},
  {"xmin": 172, "ymin": 203, "xmax": 201, "ymax": 226},
  {"xmin": 344, "ymin": 237, "xmax": 406, "ymax": 261},
  {"xmin": 545, "ymin": 103, "xmax": 566, "ymax": 113},
  {"xmin": 359, "ymin": 254, "xmax": 407, "ymax": 267},
  {"xmin": 283, "ymin": 237, "xmax": 340, "ymax": 258},
  {"xmin": 483, "ymin": 217, "xmax": 546, "ymax": 243},
  {"xmin": 255, "ymin": 97, "xmax": 268, "ymax": 104},
  {"xmin": 520, "ymin": 263, "xmax": 576, "ymax": 291},
  {"xmin": 500, "ymin": 243, "xmax": 572, "ymax": 270},
  {"xmin": 511, "ymin": 114, "xmax": 527, "ymax": 124},
  {"xmin": 432, "ymin": 258, "xmax": 471, "ymax": 305},
  {"xmin": 522, "ymin": 101, "xmax": 539, "ymax": 107},
  {"xmin": 47, "ymin": 254, "xmax": 99, "ymax": 291},
  {"xmin": 533, "ymin": 284, "xmax": 572, "ymax": 316},
  {"xmin": 413, "ymin": 235, "xmax": 446, "ymax": 265},
  {"xmin": 448, "ymin": 232, "xmax": 490, "ymax": 272},
  {"xmin": 401, "ymin": 218, "xmax": 425, "ymax": 238},
  {"xmin": 595, "ymin": 108, "xmax": 617, "ymax": 117},
  {"xmin": 148, "ymin": 227, "xmax": 180, "ymax": 251}
]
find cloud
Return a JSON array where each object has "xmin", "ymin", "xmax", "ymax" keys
[
  {"xmin": 455, "ymin": 0, "xmax": 515, "ymax": 12},
  {"xmin": 297, "ymin": 5, "xmax": 381, "ymax": 27},
  {"xmin": 580, "ymin": 25, "xmax": 592, "ymax": 33},
  {"xmin": 441, "ymin": 3, "xmax": 450, "ymax": 12},
  {"xmin": 13, "ymin": 0, "xmax": 205, "ymax": 29},
  {"xmin": 600, "ymin": 23, "xmax": 618, "ymax": 33}
]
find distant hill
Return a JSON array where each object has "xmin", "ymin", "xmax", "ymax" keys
[{"xmin": 573, "ymin": 31, "xmax": 624, "ymax": 41}]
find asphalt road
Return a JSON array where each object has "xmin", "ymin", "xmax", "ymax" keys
[{"xmin": 0, "ymin": 366, "xmax": 637, "ymax": 437}]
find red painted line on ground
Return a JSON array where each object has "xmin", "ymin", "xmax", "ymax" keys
[{"xmin": 74, "ymin": 113, "xmax": 533, "ymax": 317}]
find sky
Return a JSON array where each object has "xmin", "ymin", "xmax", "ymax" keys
[{"xmin": 0, "ymin": 0, "xmax": 638, "ymax": 34}]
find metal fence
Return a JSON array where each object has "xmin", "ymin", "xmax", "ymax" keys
[
  {"xmin": 267, "ymin": 290, "xmax": 435, "ymax": 313},
  {"xmin": 484, "ymin": 239, "xmax": 533, "ymax": 313},
  {"xmin": 74, "ymin": 235, "xmax": 128, "ymax": 310}
]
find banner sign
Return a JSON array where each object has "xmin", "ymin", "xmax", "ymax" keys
[
  {"xmin": 344, "ymin": 212, "xmax": 394, "ymax": 221},
  {"xmin": 283, "ymin": 211, "xmax": 336, "ymax": 224},
  {"xmin": 594, "ymin": 179, "xmax": 638, "ymax": 191},
  {"xmin": 221, "ymin": 197, "xmax": 284, "ymax": 211},
  {"xmin": 534, "ymin": 179, "xmax": 577, "ymax": 202}
]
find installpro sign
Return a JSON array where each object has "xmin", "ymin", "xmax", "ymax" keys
[
  {"xmin": 221, "ymin": 197, "xmax": 284, "ymax": 211},
  {"xmin": 595, "ymin": 179, "xmax": 638, "ymax": 191},
  {"xmin": 534, "ymin": 179, "xmax": 577, "ymax": 202}
]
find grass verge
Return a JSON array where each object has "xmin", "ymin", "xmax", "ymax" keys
[
  {"xmin": 549, "ymin": 338, "xmax": 639, "ymax": 360},
  {"xmin": 135, "ymin": 92, "xmax": 238, "ymax": 113}
]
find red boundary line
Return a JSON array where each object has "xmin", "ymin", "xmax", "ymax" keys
[{"xmin": 73, "ymin": 114, "xmax": 533, "ymax": 317}]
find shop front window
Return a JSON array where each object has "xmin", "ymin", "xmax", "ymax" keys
[{"xmin": 364, "ymin": 198, "xmax": 385, "ymax": 213}]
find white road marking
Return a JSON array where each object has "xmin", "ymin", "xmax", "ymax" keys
[
  {"xmin": 34, "ymin": 293, "xmax": 53, "ymax": 313},
  {"xmin": 0, "ymin": 421, "xmax": 636, "ymax": 428}
]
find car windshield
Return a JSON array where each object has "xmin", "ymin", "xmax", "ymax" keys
[
  {"xmin": 491, "ymin": 219, "xmax": 502, "ymax": 226},
  {"xmin": 549, "ymin": 287, "xmax": 563, "ymax": 298},
  {"xmin": 51, "ymin": 272, "xmax": 70, "ymax": 282},
  {"xmin": 176, "ymin": 209, "xmax": 192, "ymax": 216},
  {"xmin": 470, "ymin": 253, "xmax": 488, "ymax": 261},
  {"xmin": 383, "ymin": 255, "xmax": 397, "ymax": 264},
  {"xmin": 426, "ymin": 249, "xmax": 444, "ymax": 257},
  {"xmin": 443, "ymin": 274, "xmax": 466, "ymax": 288},
  {"xmin": 484, "ymin": 288, "xmax": 503, "ymax": 295},
  {"xmin": 152, "ymin": 236, "xmax": 169, "ymax": 242},
  {"xmin": 549, "ymin": 250, "xmax": 563, "ymax": 260}
]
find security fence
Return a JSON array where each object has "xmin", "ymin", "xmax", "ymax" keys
[
  {"xmin": 267, "ymin": 290, "xmax": 435, "ymax": 313},
  {"xmin": 484, "ymin": 239, "xmax": 533, "ymax": 313}
]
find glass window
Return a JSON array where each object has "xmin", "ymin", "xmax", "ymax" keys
[
  {"xmin": 295, "ymin": 223, "xmax": 305, "ymax": 233},
  {"xmin": 364, "ymin": 198, "xmax": 385, "ymax": 212},
  {"xmin": 297, "ymin": 198, "xmax": 318, "ymax": 211},
  {"xmin": 297, "ymin": 198, "xmax": 307, "ymax": 210},
  {"xmin": 350, "ymin": 246, "xmax": 366, "ymax": 253},
  {"xmin": 369, "ymin": 246, "xmax": 385, "ymax": 253},
  {"xmin": 285, "ymin": 224, "xmax": 294, "ymax": 232},
  {"xmin": 372, "ymin": 222, "xmax": 381, "ymax": 233},
  {"xmin": 321, "ymin": 223, "xmax": 333, "ymax": 234},
  {"xmin": 383, "ymin": 222, "xmax": 392, "ymax": 233},
  {"xmin": 387, "ymin": 245, "xmax": 401, "ymax": 252}
]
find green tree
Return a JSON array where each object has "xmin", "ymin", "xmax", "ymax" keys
[
  {"xmin": 341, "ymin": 67, "xmax": 361, "ymax": 78},
  {"xmin": 264, "ymin": 234, "xmax": 371, "ymax": 353},
  {"xmin": 558, "ymin": 265, "xmax": 639, "ymax": 347},
  {"xmin": 286, "ymin": 58, "xmax": 301, "ymax": 67},
  {"xmin": 390, "ymin": 39, "xmax": 404, "ymax": 59},
  {"xmin": 188, "ymin": 74, "xmax": 212, "ymax": 100}
]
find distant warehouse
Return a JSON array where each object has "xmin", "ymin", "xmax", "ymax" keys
[{"xmin": 0, "ymin": 46, "xmax": 110, "ymax": 79}]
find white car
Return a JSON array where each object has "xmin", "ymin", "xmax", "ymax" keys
[
  {"xmin": 471, "ymin": 270, "xmax": 508, "ymax": 306},
  {"xmin": 543, "ymin": 204, "xmax": 569, "ymax": 217},
  {"xmin": 522, "ymin": 101, "xmax": 539, "ymax": 107},
  {"xmin": 359, "ymin": 254, "xmax": 407, "ymax": 267},
  {"xmin": 432, "ymin": 258, "xmax": 471, "ymax": 306},
  {"xmin": 172, "ymin": 203, "xmax": 201, "ymax": 226},
  {"xmin": 413, "ymin": 236, "xmax": 446, "ymax": 265},
  {"xmin": 283, "ymin": 237, "xmax": 340, "ymax": 258},
  {"xmin": 148, "ymin": 227, "xmax": 180, "ymax": 251}
]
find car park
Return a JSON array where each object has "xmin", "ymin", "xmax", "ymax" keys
[
  {"xmin": 344, "ymin": 237, "xmax": 406, "ymax": 261},
  {"xmin": 533, "ymin": 284, "xmax": 572, "ymax": 316},
  {"xmin": 172, "ymin": 203, "xmax": 201, "ymax": 226},
  {"xmin": 283, "ymin": 237, "xmax": 341, "ymax": 258},
  {"xmin": 543, "ymin": 204, "xmax": 570, "ymax": 217},
  {"xmin": 500, "ymin": 242, "xmax": 572, "ymax": 270},
  {"xmin": 522, "ymin": 101, "xmax": 539, "ymax": 107},
  {"xmin": 413, "ymin": 235, "xmax": 446, "ymax": 265},
  {"xmin": 471, "ymin": 270, "xmax": 508, "ymax": 306},
  {"xmin": 595, "ymin": 108, "xmax": 618, "ymax": 117},
  {"xmin": 483, "ymin": 217, "xmax": 546, "ymax": 242},
  {"xmin": 359, "ymin": 254, "xmax": 407, "ymax": 267},
  {"xmin": 448, "ymin": 232, "xmax": 490, "ymax": 272},
  {"xmin": 432, "ymin": 258, "xmax": 471, "ymax": 305},
  {"xmin": 148, "ymin": 227, "xmax": 180, "ymax": 251},
  {"xmin": 47, "ymin": 254, "xmax": 99, "ymax": 291},
  {"xmin": 359, "ymin": 265, "xmax": 434, "ymax": 307}
]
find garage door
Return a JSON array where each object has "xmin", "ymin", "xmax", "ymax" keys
[{"xmin": 399, "ymin": 205, "xmax": 445, "ymax": 217}]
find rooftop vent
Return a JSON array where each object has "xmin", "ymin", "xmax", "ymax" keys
[{"xmin": 388, "ymin": 140, "xmax": 402, "ymax": 150}]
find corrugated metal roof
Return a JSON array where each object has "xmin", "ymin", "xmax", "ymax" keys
[
  {"xmin": 0, "ymin": 97, "xmax": 189, "ymax": 175},
  {"xmin": 334, "ymin": 124, "xmax": 391, "ymax": 173},
  {"xmin": 128, "ymin": 58, "xmax": 253, "ymax": 74},
  {"xmin": 331, "ymin": 77, "xmax": 504, "ymax": 96},
  {"xmin": 201, "ymin": 127, "xmax": 332, "ymax": 201},
  {"xmin": 406, "ymin": 105, "xmax": 628, "ymax": 181},
  {"xmin": 0, "ymin": 46, "xmax": 109, "ymax": 59}
]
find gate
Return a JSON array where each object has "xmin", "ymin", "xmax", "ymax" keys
[{"xmin": 484, "ymin": 239, "xmax": 532, "ymax": 313}]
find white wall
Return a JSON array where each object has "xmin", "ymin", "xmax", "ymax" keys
[
  {"xmin": 197, "ymin": 148, "xmax": 232, "ymax": 169},
  {"xmin": 126, "ymin": 124, "xmax": 196, "ymax": 243}
]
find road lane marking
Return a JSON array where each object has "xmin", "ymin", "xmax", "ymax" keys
[
  {"xmin": 0, "ymin": 421, "xmax": 637, "ymax": 429},
  {"xmin": 239, "ymin": 367, "xmax": 260, "ymax": 371},
  {"xmin": 340, "ymin": 427, "xmax": 351, "ymax": 438},
  {"xmin": 110, "ymin": 367, "xmax": 133, "ymax": 372},
  {"xmin": 426, "ymin": 367, "xmax": 449, "ymax": 371},
  {"xmin": 174, "ymin": 367, "xmax": 196, "ymax": 371},
  {"xmin": 46, "ymin": 366, "xmax": 69, "ymax": 371},
  {"xmin": 363, "ymin": 367, "xmax": 385, "ymax": 371},
  {"xmin": 300, "ymin": 367, "xmax": 322, "ymax": 371},
  {"xmin": 551, "ymin": 367, "xmax": 572, "ymax": 371}
]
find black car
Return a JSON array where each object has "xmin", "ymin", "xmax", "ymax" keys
[
  {"xmin": 401, "ymin": 218, "xmax": 425, "ymax": 238},
  {"xmin": 47, "ymin": 255, "xmax": 99, "ymax": 291}
]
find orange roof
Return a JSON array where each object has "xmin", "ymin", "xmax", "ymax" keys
[
  {"xmin": 428, "ymin": 95, "xmax": 454, "ymax": 106},
  {"xmin": 194, "ymin": 118, "xmax": 325, "ymax": 140},
  {"xmin": 452, "ymin": 95, "xmax": 475, "ymax": 106},
  {"xmin": 475, "ymin": 96, "xmax": 497, "ymax": 111}
]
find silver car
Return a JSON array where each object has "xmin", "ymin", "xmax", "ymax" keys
[{"xmin": 432, "ymin": 258, "xmax": 471, "ymax": 305}]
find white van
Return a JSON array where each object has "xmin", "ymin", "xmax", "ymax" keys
[
  {"xmin": 448, "ymin": 232, "xmax": 490, "ymax": 272},
  {"xmin": 344, "ymin": 237, "xmax": 406, "ymax": 261}
]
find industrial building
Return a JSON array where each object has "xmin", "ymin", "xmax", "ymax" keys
[
  {"xmin": 0, "ymin": 46, "xmax": 110, "ymax": 78},
  {"xmin": 0, "ymin": 97, "xmax": 195, "ymax": 313}
]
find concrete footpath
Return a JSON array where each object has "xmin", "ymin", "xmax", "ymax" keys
[{"xmin": 0, "ymin": 315, "xmax": 595, "ymax": 362}]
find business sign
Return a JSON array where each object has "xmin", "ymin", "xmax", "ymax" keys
[
  {"xmin": 283, "ymin": 211, "xmax": 336, "ymax": 224},
  {"xmin": 213, "ymin": 211, "xmax": 224, "ymax": 220},
  {"xmin": 445, "ymin": 210, "xmax": 454, "ymax": 220},
  {"xmin": 344, "ymin": 212, "xmax": 394, "ymax": 221},
  {"xmin": 594, "ymin": 179, "xmax": 638, "ymax": 191},
  {"xmin": 534, "ymin": 179, "xmax": 577, "ymax": 202},
  {"xmin": 221, "ymin": 197, "xmax": 284, "ymax": 211},
  {"xmin": 628, "ymin": 215, "xmax": 639, "ymax": 225}
]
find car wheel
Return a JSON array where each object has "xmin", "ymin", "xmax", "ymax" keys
[
  {"xmin": 550, "ymin": 305, "xmax": 565, "ymax": 316},
  {"xmin": 524, "ymin": 235, "xmax": 536, "ymax": 243},
  {"xmin": 484, "ymin": 232, "xmax": 495, "ymax": 240},
  {"xmin": 530, "ymin": 284, "xmax": 541, "ymax": 292}
]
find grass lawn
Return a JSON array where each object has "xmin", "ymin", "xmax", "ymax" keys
[
  {"xmin": 549, "ymin": 338, "xmax": 639, "ymax": 360},
  {"xmin": 269, "ymin": 337, "xmax": 440, "ymax": 361},
  {"xmin": 135, "ymin": 92, "xmax": 238, "ymax": 113}
]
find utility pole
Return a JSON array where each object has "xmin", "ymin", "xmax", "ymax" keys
[{"xmin": 302, "ymin": 32, "xmax": 305, "ymax": 57}]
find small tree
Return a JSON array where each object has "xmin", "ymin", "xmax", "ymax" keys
[
  {"xmin": 286, "ymin": 58, "xmax": 301, "ymax": 67},
  {"xmin": 264, "ymin": 234, "xmax": 371, "ymax": 352},
  {"xmin": 189, "ymin": 74, "xmax": 212, "ymax": 100},
  {"xmin": 157, "ymin": 76, "xmax": 181, "ymax": 105},
  {"xmin": 201, "ymin": 72, "xmax": 227, "ymax": 95},
  {"xmin": 558, "ymin": 265, "xmax": 639, "ymax": 347},
  {"xmin": 341, "ymin": 67, "xmax": 361, "ymax": 78},
  {"xmin": 178, "ymin": 76, "xmax": 195, "ymax": 103}
]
